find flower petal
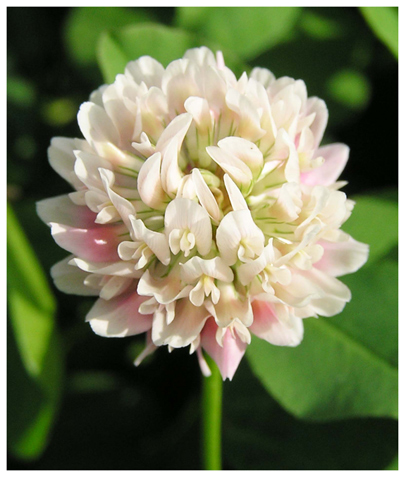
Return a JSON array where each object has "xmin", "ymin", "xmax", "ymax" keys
[
  {"xmin": 250, "ymin": 300, "xmax": 304, "ymax": 346},
  {"xmin": 223, "ymin": 173, "xmax": 249, "ymax": 211},
  {"xmin": 77, "ymin": 101, "xmax": 120, "ymax": 156},
  {"xmin": 37, "ymin": 194, "xmax": 97, "ymax": 228},
  {"xmin": 192, "ymin": 168, "xmax": 222, "ymax": 223},
  {"xmin": 164, "ymin": 198, "xmax": 212, "ymax": 257},
  {"xmin": 315, "ymin": 234, "xmax": 369, "ymax": 277},
  {"xmin": 160, "ymin": 137, "xmax": 183, "ymax": 197},
  {"xmin": 216, "ymin": 210, "xmax": 264, "ymax": 266},
  {"xmin": 51, "ymin": 256, "xmax": 99, "ymax": 296},
  {"xmin": 200, "ymin": 318, "xmax": 247, "ymax": 381},
  {"xmin": 151, "ymin": 298, "xmax": 210, "ymax": 348},
  {"xmin": 130, "ymin": 216, "xmax": 171, "ymax": 266},
  {"xmin": 301, "ymin": 143, "xmax": 349, "ymax": 187},
  {"xmin": 137, "ymin": 152, "xmax": 167, "ymax": 210},
  {"xmin": 125, "ymin": 56, "xmax": 164, "ymax": 88},
  {"xmin": 49, "ymin": 222, "xmax": 122, "ymax": 262},
  {"xmin": 86, "ymin": 291, "xmax": 152, "ymax": 337},
  {"xmin": 48, "ymin": 137, "xmax": 89, "ymax": 189}
]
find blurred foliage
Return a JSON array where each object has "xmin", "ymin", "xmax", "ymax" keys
[
  {"xmin": 7, "ymin": 6, "xmax": 397, "ymax": 470},
  {"xmin": 360, "ymin": 7, "xmax": 398, "ymax": 59},
  {"xmin": 98, "ymin": 23, "xmax": 200, "ymax": 84},
  {"xmin": 7, "ymin": 204, "xmax": 64, "ymax": 459}
]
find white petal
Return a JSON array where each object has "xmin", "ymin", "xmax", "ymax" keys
[
  {"xmin": 306, "ymin": 97, "xmax": 328, "ymax": 148},
  {"xmin": 77, "ymin": 102, "xmax": 120, "ymax": 155},
  {"xmin": 125, "ymin": 56, "xmax": 165, "ymax": 88},
  {"xmin": 269, "ymin": 182, "xmax": 302, "ymax": 222},
  {"xmin": 206, "ymin": 144, "xmax": 252, "ymax": 187},
  {"xmin": 137, "ymin": 152, "xmax": 167, "ymax": 210},
  {"xmin": 216, "ymin": 210, "xmax": 264, "ymax": 266},
  {"xmin": 130, "ymin": 216, "xmax": 170, "ymax": 266},
  {"xmin": 72, "ymin": 257, "xmax": 141, "ymax": 278},
  {"xmin": 180, "ymin": 256, "xmax": 234, "ymax": 283},
  {"xmin": 223, "ymin": 173, "xmax": 249, "ymax": 211},
  {"xmin": 151, "ymin": 298, "xmax": 210, "ymax": 348},
  {"xmin": 249, "ymin": 67, "xmax": 275, "ymax": 87},
  {"xmin": 156, "ymin": 112, "xmax": 193, "ymax": 153},
  {"xmin": 99, "ymin": 276, "xmax": 133, "ymax": 300},
  {"xmin": 183, "ymin": 46, "xmax": 217, "ymax": 66},
  {"xmin": 160, "ymin": 137, "xmax": 183, "ymax": 197},
  {"xmin": 207, "ymin": 283, "xmax": 253, "ymax": 328},
  {"xmin": 192, "ymin": 168, "xmax": 222, "ymax": 223},
  {"xmin": 238, "ymin": 250, "xmax": 268, "ymax": 286},
  {"xmin": 48, "ymin": 137, "xmax": 87, "ymax": 190},
  {"xmin": 225, "ymin": 88, "xmax": 266, "ymax": 142},
  {"xmin": 217, "ymin": 137, "xmax": 263, "ymax": 177},
  {"xmin": 164, "ymin": 198, "xmax": 212, "ymax": 257},
  {"xmin": 51, "ymin": 256, "xmax": 99, "ymax": 296},
  {"xmin": 74, "ymin": 150, "xmax": 111, "ymax": 190},
  {"xmin": 184, "ymin": 96, "xmax": 212, "ymax": 131},
  {"xmin": 99, "ymin": 168, "xmax": 135, "ymax": 230},
  {"xmin": 137, "ymin": 268, "xmax": 191, "ymax": 305}
]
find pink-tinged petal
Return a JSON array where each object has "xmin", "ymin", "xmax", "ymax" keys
[
  {"xmin": 200, "ymin": 318, "xmax": 247, "ymax": 381},
  {"xmin": 37, "ymin": 195, "xmax": 97, "ymax": 228},
  {"xmin": 134, "ymin": 331, "xmax": 157, "ymax": 366},
  {"xmin": 86, "ymin": 291, "xmax": 152, "ymax": 337},
  {"xmin": 301, "ymin": 143, "xmax": 350, "ymax": 187},
  {"xmin": 315, "ymin": 236, "xmax": 369, "ymax": 277},
  {"xmin": 196, "ymin": 347, "xmax": 212, "ymax": 377},
  {"xmin": 250, "ymin": 300, "xmax": 304, "ymax": 347},
  {"xmin": 49, "ymin": 222, "xmax": 124, "ymax": 262}
]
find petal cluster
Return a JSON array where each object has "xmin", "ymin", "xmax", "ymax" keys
[{"xmin": 38, "ymin": 47, "xmax": 368, "ymax": 380}]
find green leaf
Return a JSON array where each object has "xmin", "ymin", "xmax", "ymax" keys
[
  {"xmin": 97, "ymin": 23, "xmax": 199, "ymax": 83},
  {"xmin": 7, "ymin": 203, "xmax": 63, "ymax": 459},
  {"xmin": 360, "ymin": 7, "xmax": 398, "ymax": 59},
  {"xmin": 175, "ymin": 7, "xmax": 301, "ymax": 60},
  {"xmin": 386, "ymin": 455, "xmax": 398, "ymax": 470},
  {"xmin": 247, "ymin": 257, "xmax": 397, "ymax": 421},
  {"xmin": 300, "ymin": 10, "xmax": 344, "ymax": 40},
  {"xmin": 327, "ymin": 70, "xmax": 371, "ymax": 110},
  {"xmin": 64, "ymin": 6, "xmax": 154, "ymax": 66},
  {"xmin": 343, "ymin": 195, "xmax": 398, "ymax": 265},
  {"xmin": 224, "ymin": 360, "xmax": 397, "ymax": 470}
]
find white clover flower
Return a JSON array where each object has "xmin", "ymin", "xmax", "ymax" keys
[{"xmin": 38, "ymin": 47, "xmax": 369, "ymax": 380}]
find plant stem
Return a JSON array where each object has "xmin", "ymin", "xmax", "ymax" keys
[{"xmin": 202, "ymin": 353, "xmax": 223, "ymax": 471}]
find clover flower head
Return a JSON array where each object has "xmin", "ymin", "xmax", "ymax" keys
[{"xmin": 38, "ymin": 47, "xmax": 368, "ymax": 380}]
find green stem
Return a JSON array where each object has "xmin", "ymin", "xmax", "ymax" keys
[{"xmin": 202, "ymin": 353, "xmax": 223, "ymax": 471}]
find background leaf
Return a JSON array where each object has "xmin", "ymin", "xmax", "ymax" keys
[
  {"xmin": 7, "ymin": 203, "xmax": 63, "ymax": 460},
  {"xmin": 175, "ymin": 7, "xmax": 301, "ymax": 61},
  {"xmin": 64, "ymin": 7, "xmax": 154, "ymax": 66},
  {"xmin": 223, "ymin": 359, "xmax": 397, "ymax": 470},
  {"xmin": 360, "ymin": 7, "xmax": 398, "ymax": 59},
  {"xmin": 97, "ymin": 23, "xmax": 199, "ymax": 83},
  {"xmin": 342, "ymin": 195, "xmax": 398, "ymax": 265}
]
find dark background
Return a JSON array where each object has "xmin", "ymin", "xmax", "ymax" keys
[{"xmin": 7, "ymin": 7, "xmax": 398, "ymax": 470}]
